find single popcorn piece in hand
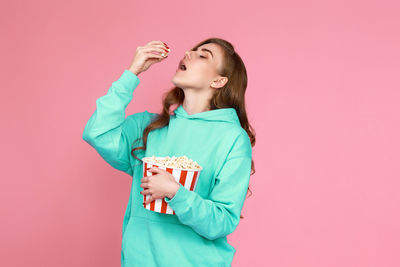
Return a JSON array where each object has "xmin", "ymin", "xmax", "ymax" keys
[{"xmin": 161, "ymin": 48, "xmax": 170, "ymax": 57}]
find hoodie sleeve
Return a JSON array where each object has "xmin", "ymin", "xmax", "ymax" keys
[
  {"xmin": 82, "ymin": 69, "xmax": 146, "ymax": 177},
  {"xmin": 164, "ymin": 131, "xmax": 252, "ymax": 240}
]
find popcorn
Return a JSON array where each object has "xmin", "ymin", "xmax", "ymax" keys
[
  {"xmin": 161, "ymin": 48, "xmax": 170, "ymax": 58},
  {"xmin": 142, "ymin": 155, "xmax": 202, "ymax": 171},
  {"xmin": 141, "ymin": 155, "xmax": 203, "ymax": 214}
]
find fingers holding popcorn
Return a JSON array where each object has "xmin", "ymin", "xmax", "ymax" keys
[
  {"xmin": 140, "ymin": 189, "xmax": 151, "ymax": 195},
  {"xmin": 140, "ymin": 165, "xmax": 180, "ymax": 202},
  {"xmin": 128, "ymin": 40, "xmax": 170, "ymax": 75}
]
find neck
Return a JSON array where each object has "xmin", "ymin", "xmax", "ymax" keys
[{"xmin": 181, "ymin": 89, "xmax": 212, "ymax": 115}]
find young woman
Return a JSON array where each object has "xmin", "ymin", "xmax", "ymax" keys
[{"xmin": 83, "ymin": 37, "xmax": 256, "ymax": 267}]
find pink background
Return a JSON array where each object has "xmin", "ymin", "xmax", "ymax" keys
[{"xmin": 1, "ymin": 0, "xmax": 399, "ymax": 266}]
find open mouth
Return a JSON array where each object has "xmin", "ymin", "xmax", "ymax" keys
[{"xmin": 178, "ymin": 61, "xmax": 187, "ymax": 71}]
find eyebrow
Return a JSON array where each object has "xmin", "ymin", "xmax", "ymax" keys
[{"xmin": 196, "ymin": 47, "xmax": 214, "ymax": 58}]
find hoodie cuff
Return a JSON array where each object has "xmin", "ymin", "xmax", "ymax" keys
[
  {"xmin": 164, "ymin": 184, "xmax": 192, "ymax": 210},
  {"xmin": 116, "ymin": 69, "xmax": 140, "ymax": 91}
]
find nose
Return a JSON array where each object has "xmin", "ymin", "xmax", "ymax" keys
[{"xmin": 184, "ymin": 50, "xmax": 191, "ymax": 60}]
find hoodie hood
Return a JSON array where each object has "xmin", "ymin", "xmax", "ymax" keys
[{"xmin": 173, "ymin": 105, "xmax": 240, "ymax": 125}]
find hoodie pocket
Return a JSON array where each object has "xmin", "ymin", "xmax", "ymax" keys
[{"xmin": 180, "ymin": 225, "xmax": 226, "ymax": 266}]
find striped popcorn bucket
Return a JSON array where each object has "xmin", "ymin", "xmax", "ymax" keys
[{"xmin": 142, "ymin": 157, "xmax": 202, "ymax": 215}]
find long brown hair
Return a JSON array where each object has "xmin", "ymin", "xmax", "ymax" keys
[{"xmin": 131, "ymin": 37, "xmax": 256, "ymax": 219}]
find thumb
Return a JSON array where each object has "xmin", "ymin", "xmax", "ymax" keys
[{"xmin": 149, "ymin": 167, "xmax": 161, "ymax": 173}]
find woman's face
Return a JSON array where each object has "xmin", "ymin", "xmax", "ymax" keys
[{"xmin": 171, "ymin": 43, "xmax": 227, "ymax": 91}]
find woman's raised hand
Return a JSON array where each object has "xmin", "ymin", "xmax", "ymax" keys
[{"xmin": 128, "ymin": 40, "xmax": 170, "ymax": 76}]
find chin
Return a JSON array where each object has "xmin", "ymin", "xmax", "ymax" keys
[
  {"xmin": 171, "ymin": 74, "xmax": 202, "ymax": 91},
  {"xmin": 171, "ymin": 75, "xmax": 186, "ymax": 89}
]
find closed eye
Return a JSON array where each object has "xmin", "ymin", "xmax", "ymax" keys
[{"xmin": 192, "ymin": 48, "xmax": 208, "ymax": 59}]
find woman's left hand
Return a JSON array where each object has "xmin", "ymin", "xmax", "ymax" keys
[{"xmin": 140, "ymin": 167, "xmax": 180, "ymax": 205}]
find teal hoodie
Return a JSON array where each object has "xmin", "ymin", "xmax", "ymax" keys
[{"xmin": 82, "ymin": 69, "xmax": 252, "ymax": 267}]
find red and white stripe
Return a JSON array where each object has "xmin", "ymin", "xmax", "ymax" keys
[{"xmin": 142, "ymin": 162, "xmax": 200, "ymax": 215}]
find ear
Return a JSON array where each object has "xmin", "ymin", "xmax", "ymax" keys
[{"xmin": 211, "ymin": 76, "xmax": 228, "ymax": 89}]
